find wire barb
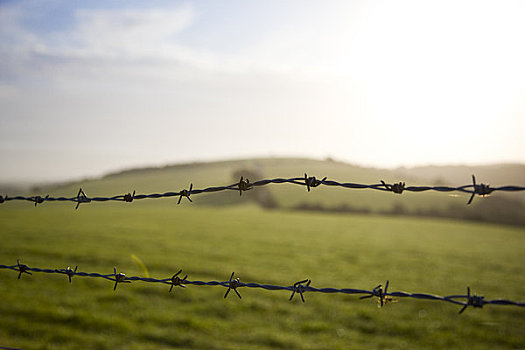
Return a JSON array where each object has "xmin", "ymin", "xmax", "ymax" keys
[
  {"xmin": 360, "ymin": 281, "xmax": 394, "ymax": 307},
  {"xmin": 467, "ymin": 175, "xmax": 493, "ymax": 205},
  {"xmin": 381, "ymin": 181, "xmax": 405, "ymax": 194},
  {"xmin": 32, "ymin": 195, "xmax": 49, "ymax": 206},
  {"xmin": 459, "ymin": 286, "xmax": 485, "ymax": 314},
  {"xmin": 123, "ymin": 191, "xmax": 135, "ymax": 203},
  {"xmin": 304, "ymin": 174, "xmax": 326, "ymax": 192},
  {"xmin": 75, "ymin": 188, "xmax": 91, "ymax": 209},
  {"xmin": 112, "ymin": 267, "xmax": 131, "ymax": 291},
  {"xmin": 169, "ymin": 269, "xmax": 187, "ymax": 292},
  {"xmin": 237, "ymin": 177, "xmax": 253, "ymax": 196},
  {"xmin": 15, "ymin": 259, "xmax": 32, "ymax": 279},
  {"xmin": 0, "ymin": 195, "xmax": 5, "ymax": 204},
  {"xmin": 224, "ymin": 272, "xmax": 242, "ymax": 299},
  {"xmin": 177, "ymin": 184, "xmax": 193, "ymax": 204},
  {"xmin": 56, "ymin": 266, "xmax": 78, "ymax": 283},
  {"xmin": 289, "ymin": 279, "xmax": 311, "ymax": 302}
]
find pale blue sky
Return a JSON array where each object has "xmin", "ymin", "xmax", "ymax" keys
[{"xmin": 1, "ymin": 0, "xmax": 524, "ymax": 181}]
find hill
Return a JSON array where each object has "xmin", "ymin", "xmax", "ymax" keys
[{"xmin": 26, "ymin": 157, "xmax": 525, "ymax": 225}]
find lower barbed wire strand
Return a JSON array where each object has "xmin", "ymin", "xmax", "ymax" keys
[
  {"xmin": 2, "ymin": 263, "xmax": 524, "ymax": 312},
  {"xmin": 487, "ymin": 300, "xmax": 525, "ymax": 306}
]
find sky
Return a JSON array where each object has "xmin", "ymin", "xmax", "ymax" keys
[{"xmin": 1, "ymin": 0, "xmax": 524, "ymax": 182}]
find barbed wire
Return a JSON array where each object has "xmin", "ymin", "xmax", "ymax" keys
[
  {"xmin": 2, "ymin": 175, "xmax": 524, "ymax": 315},
  {"xmin": 1, "ymin": 260, "xmax": 523, "ymax": 314},
  {"xmin": 0, "ymin": 174, "xmax": 523, "ymax": 208}
]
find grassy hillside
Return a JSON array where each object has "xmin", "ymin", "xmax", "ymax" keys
[{"xmin": 0, "ymin": 205, "xmax": 524, "ymax": 349}]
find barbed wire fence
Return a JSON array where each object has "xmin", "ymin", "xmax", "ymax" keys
[
  {"xmin": 0, "ymin": 174, "xmax": 524, "ymax": 208},
  {"xmin": 1, "ymin": 260, "xmax": 524, "ymax": 314},
  {"xmin": 1, "ymin": 173, "xmax": 524, "ymax": 315}
]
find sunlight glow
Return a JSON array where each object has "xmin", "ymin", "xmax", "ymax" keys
[{"xmin": 0, "ymin": 0, "xmax": 524, "ymax": 180}]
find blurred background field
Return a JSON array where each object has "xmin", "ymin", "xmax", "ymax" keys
[{"xmin": 1, "ymin": 189, "xmax": 524, "ymax": 349}]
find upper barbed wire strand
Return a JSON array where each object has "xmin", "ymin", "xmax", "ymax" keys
[{"xmin": 0, "ymin": 174, "xmax": 523, "ymax": 207}]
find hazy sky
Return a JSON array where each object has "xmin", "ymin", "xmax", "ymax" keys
[{"xmin": 1, "ymin": 0, "xmax": 524, "ymax": 182}]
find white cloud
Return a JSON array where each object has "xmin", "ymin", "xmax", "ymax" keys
[
  {"xmin": 1, "ymin": 4, "xmax": 224, "ymax": 82},
  {"xmin": 71, "ymin": 7, "xmax": 194, "ymax": 58},
  {"xmin": 0, "ymin": 2, "xmax": 349, "ymax": 82}
]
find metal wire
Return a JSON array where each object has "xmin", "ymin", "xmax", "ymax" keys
[
  {"xmin": 0, "ymin": 174, "xmax": 523, "ymax": 208},
  {"xmin": 1, "ymin": 174, "xmax": 524, "ymax": 314},
  {"xmin": 1, "ymin": 261, "xmax": 523, "ymax": 314}
]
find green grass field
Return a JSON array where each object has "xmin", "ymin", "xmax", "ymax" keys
[{"xmin": 0, "ymin": 203, "xmax": 524, "ymax": 349}]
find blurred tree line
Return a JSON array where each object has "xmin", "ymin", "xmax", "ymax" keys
[{"xmin": 293, "ymin": 196, "xmax": 525, "ymax": 226}]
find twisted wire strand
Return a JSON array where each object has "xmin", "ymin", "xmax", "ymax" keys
[
  {"xmin": 0, "ymin": 174, "xmax": 523, "ymax": 207},
  {"xmin": 1, "ymin": 263, "xmax": 523, "ymax": 313}
]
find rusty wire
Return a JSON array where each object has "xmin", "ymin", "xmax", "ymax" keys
[
  {"xmin": 1, "ymin": 261, "xmax": 523, "ymax": 314},
  {"xmin": 0, "ymin": 174, "xmax": 523, "ymax": 208}
]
